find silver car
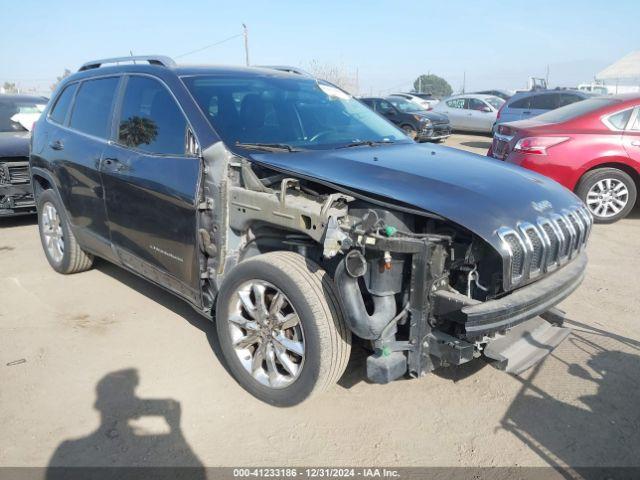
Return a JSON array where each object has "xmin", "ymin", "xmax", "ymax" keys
[{"xmin": 434, "ymin": 94, "xmax": 504, "ymax": 133}]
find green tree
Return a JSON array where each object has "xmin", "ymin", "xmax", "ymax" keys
[
  {"xmin": 3, "ymin": 82, "xmax": 18, "ymax": 93},
  {"xmin": 413, "ymin": 74, "xmax": 452, "ymax": 98},
  {"xmin": 50, "ymin": 69, "xmax": 71, "ymax": 92}
]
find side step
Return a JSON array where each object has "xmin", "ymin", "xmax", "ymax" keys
[{"xmin": 483, "ymin": 316, "xmax": 570, "ymax": 375}]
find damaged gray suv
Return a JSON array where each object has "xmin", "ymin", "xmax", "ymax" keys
[{"xmin": 31, "ymin": 56, "xmax": 591, "ymax": 406}]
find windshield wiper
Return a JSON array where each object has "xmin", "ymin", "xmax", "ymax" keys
[
  {"xmin": 337, "ymin": 140, "xmax": 395, "ymax": 149},
  {"xmin": 235, "ymin": 142, "xmax": 300, "ymax": 152}
]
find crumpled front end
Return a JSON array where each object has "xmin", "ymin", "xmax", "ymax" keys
[{"xmin": 0, "ymin": 159, "xmax": 36, "ymax": 216}]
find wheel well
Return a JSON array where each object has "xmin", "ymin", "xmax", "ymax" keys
[
  {"xmin": 32, "ymin": 174, "xmax": 53, "ymax": 197},
  {"xmin": 578, "ymin": 162, "xmax": 640, "ymax": 193}
]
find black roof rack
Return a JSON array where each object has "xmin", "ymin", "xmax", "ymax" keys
[{"xmin": 78, "ymin": 55, "xmax": 176, "ymax": 72}]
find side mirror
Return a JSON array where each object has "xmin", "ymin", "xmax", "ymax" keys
[
  {"xmin": 386, "ymin": 110, "xmax": 396, "ymax": 116},
  {"xmin": 481, "ymin": 106, "xmax": 492, "ymax": 113}
]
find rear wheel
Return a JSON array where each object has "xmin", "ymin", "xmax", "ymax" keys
[
  {"xmin": 37, "ymin": 189, "xmax": 94, "ymax": 273},
  {"xmin": 576, "ymin": 168, "xmax": 637, "ymax": 223},
  {"xmin": 215, "ymin": 252, "xmax": 351, "ymax": 406}
]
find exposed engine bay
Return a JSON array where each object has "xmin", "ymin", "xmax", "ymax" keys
[{"xmin": 197, "ymin": 149, "xmax": 586, "ymax": 383}]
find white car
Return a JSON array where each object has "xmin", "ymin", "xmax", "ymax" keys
[
  {"xmin": 389, "ymin": 93, "xmax": 439, "ymax": 111},
  {"xmin": 433, "ymin": 94, "xmax": 504, "ymax": 133}
]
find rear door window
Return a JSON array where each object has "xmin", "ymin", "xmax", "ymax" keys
[
  {"xmin": 508, "ymin": 97, "xmax": 531, "ymax": 109},
  {"xmin": 446, "ymin": 98, "xmax": 466, "ymax": 109},
  {"xmin": 117, "ymin": 76, "xmax": 187, "ymax": 155},
  {"xmin": 69, "ymin": 77, "xmax": 120, "ymax": 139},
  {"xmin": 530, "ymin": 94, "xmax": 558, "ymax": 110},
  {"xmin": 49, "ymin": 83, "xmax": 78, "ymax": 125},
  {"xmin": 558, "ymin": 93, "xmax": 584, "ymax": 108}
]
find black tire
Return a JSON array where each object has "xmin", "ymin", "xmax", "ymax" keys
[
  {"xmin": 401, "ymin": 124, "xmax": 417, "ymax": 140},
  {"xmin": 576, "ymin": 168, "xmax": 637, "ymax": 224},
  {"xmin": 37, "ymin": 189, "xmax": 94, "ymax": 274},
  {"xmin": 215, "ymin": 252, "xmax": 351, "ymax": 406}
]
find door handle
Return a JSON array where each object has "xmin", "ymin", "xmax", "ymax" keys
[
  {"xmin": 102, "ymin": 157, "xmax": 129, "ymax": 172},
  {"xmin": 49, "ymin": 140, "xmax": 64, "ymax": 150}
]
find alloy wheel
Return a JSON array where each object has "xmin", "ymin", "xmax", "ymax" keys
[
  {"xmin": 228, "ymin": 280, "xmax": 305, "ymax": 388},
  {"xmin": 41, "ymin": 202, "xmax": 64, "ymax": 263},
  {"xmin": 586, "ymin": 178, "xmax": 629, "ymax": 218}
]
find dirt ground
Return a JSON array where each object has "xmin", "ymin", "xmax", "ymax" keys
[{"xmin": 1, "ymin": 134, "xmax": 639, "ymax": 470}]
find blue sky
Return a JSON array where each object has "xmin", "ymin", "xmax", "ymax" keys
[{"xmin": 1, "ymin": 0, "xmax": 638, "ymax": 95}]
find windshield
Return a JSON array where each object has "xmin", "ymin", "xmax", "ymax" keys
[
  {"xmin": 533, "ymin": 97, "xmax": 617, "ymax": 124},
  {"xmin": 182, "ymin": 75, "xmax": 409, "ymax": 150},
  {"xmin": 387, "ymin": 97, "xmax": 425, "ymax": 113},
  {"xmin": 485, "ymin": 96, "xmax": 505, "ymax": 110},
  {"xmin": 0, "ymin": 99, "xmax": 47, "ymax": 133}
]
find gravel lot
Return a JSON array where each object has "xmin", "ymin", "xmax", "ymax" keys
[{"xmin": 1, "ymin": 134, "xmax": 639, "ymax": 471}]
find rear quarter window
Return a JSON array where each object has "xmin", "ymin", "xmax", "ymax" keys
[
  {"xmin": 49, "ymin": 83, "xmax": 78, "ymax": 125},
  {"xmin": 530, "ymin": 94, "xmax": 558, "ymax": 110}
]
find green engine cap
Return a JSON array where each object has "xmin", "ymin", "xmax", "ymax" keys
[{"xmin": 384, "ymin": 226, "xmax": 397, "ymax": 237}]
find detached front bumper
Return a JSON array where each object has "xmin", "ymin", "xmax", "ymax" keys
[
  {"xmin": 462, "ymin": 252, "xmax": 587, "ymax": 335},
  {"xmin": 0, "ymin": 169, "xmax": 36, "ymax": 217},
  {"xmin": 417, "ymin": 124, "xmax": 452, "ymax": 142}
]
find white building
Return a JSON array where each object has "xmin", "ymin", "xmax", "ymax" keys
[{"xmin": 595, "ymin": 51, "xmax": 640, "ymax": 94}]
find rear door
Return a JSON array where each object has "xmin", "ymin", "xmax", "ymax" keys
[
  {"xmin": 443, "ymin": 98, "xmax": 467, "ymax": 129},
  {"xmin": 529, "ymin": 93, "xmax": 559, "ymax": 118},
  {"xmin": 100, "ymin": 74, "xmax": 202, "ymax": 304},
  {"xmin": 501, "ymin": 95, "xmax": 531, "ymax": 124},
  {"xmin": 622, "ymin": 107, "xmax": 640, "ymax": 170},
  {"xmin": 43, "ymin": 77, "xmax": 120, "ymax": 256}
]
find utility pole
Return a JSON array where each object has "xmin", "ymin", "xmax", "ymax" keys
[
  {"xmin": 242, "ymin": 23, "xmax": 250, "ymax": 66},
  {"xmin": 462, "ymin": 71, "xmax": 466, "ymax": 94},
  {"xmin": 546, "ymin": 64, "xmax": 550, "ymax": 86}
]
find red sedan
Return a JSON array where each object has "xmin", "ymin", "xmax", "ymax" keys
[{"xmin": 489, "ymin": 94, "xmax": 640, "ymax": 223}]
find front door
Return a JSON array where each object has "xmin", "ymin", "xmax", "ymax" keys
[{"xmin": 100, "ymin": 75, "xmax": 202, "ymax": 304}]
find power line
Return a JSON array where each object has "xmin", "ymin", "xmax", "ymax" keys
[{"xmin": 175, "ymin": 33, "xmax": 243, "ymax": 59}]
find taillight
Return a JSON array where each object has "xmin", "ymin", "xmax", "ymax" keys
[
  {"xmin": 496, "ymin": 102, "xmax": 506, "ymax": 120},
  {"xmin": 513, "ymin": 136, "xmax": 570, "ymax": 155}
]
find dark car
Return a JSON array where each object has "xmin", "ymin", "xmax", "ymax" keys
[
  {"xmin": 360, "ymin": 96, "xmax": 451, "ymax": 142},
  {"xmin": 495, "ymin": 89, "xmax": 591, "ymax": 129},
  {"xmin": 0, "ymin": 94, "xmax": 48, "ymax": 217},
  {"xmin": 32, "ymin": 55, "xmax": 590, "ymax": 406}
]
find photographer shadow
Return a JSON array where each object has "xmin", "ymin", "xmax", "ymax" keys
[{"xmin": 46, "ymin": 369, "xmax": 205, "ymax": 479}]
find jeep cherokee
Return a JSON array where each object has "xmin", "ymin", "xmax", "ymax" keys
[{"xmin": 30, "ymin": 56, "xmax": 591, "ymax": 406}]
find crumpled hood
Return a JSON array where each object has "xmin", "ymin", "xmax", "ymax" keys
[
  {"xmin": 248, "ymin": 142, "xmax": 583, "ymax": 251},
  {"xmin": 418, "ymin": 111, "xmax": 449, "ymax": 123},
  {"xmin": 0, "ymin": 132, "xmax": 30, "ymax": 158}
]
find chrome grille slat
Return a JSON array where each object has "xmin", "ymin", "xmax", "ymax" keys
[{"xmin": 498, "ymin": 206, "xmax": 591, "ymax": 290}]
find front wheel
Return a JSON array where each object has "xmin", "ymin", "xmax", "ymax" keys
[
  {"xmin": 215, "ymin": 252, "xmax": 351, "ymax": 406},
  {"xmin": 576, "ymin": 168, "xmax": 637, "ymax": 223}
]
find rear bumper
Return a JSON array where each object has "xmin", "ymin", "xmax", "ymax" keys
[{"xmin": 462, "ymin": 252, "xmax": 587, "ymax": 335}]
